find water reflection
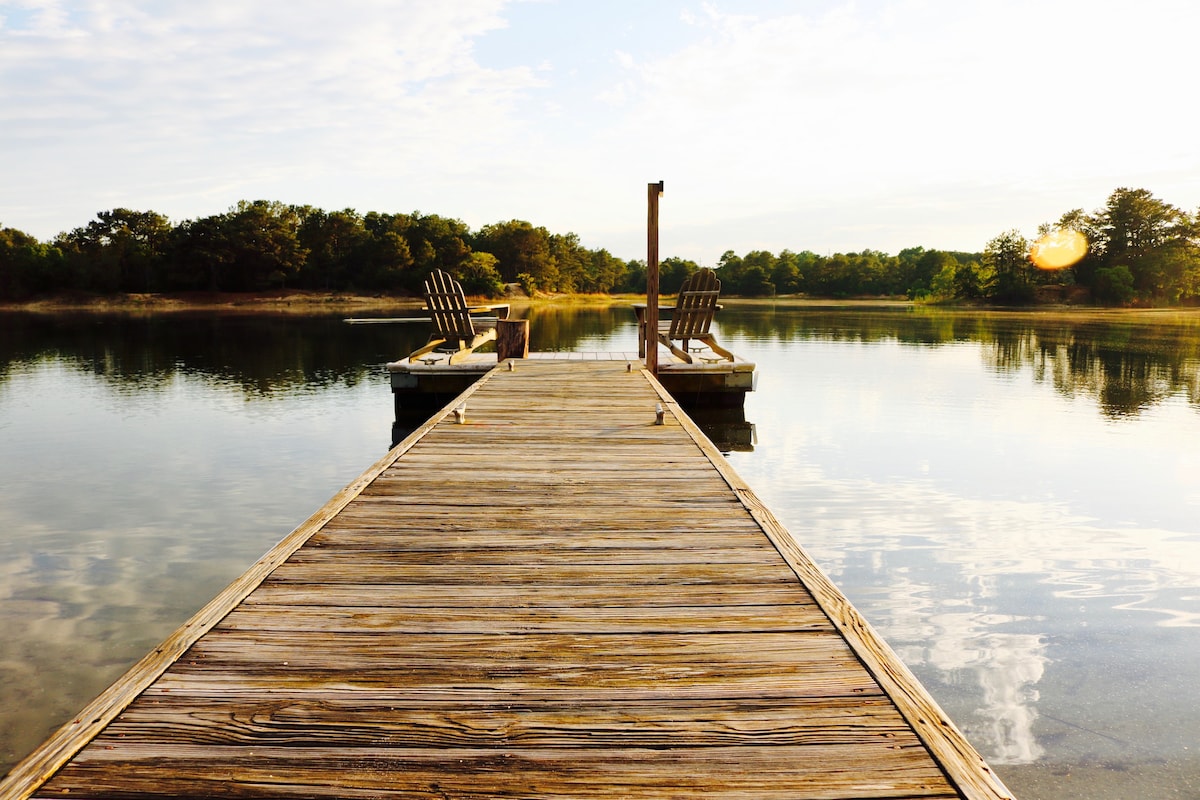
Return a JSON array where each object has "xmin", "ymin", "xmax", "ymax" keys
[
  {"xmin": 715, "ymin": 305, "xmax": 1200, "ymax": 418},
  {"xmin": 721, "ymin": 311, "xmax": 1200, "ymax": 796},
  {"xmin": 743, "ymin": 459, "xmax": 1200, "ymax": 773},
  {"xmin": 0, "ymin": 306, "xmax": 644, "ymax": 394},
  {"xmin": 3, "ymin": 306, "xmax": 1200, "ymax": 798},
  {"xmin": 5, "ymin": 308, "xmax": 1198, "ymax": 423},
  {"xmin": 686, "ymin": 406, "xmax": 757, "ymax": 453},
  {"xmin": 981, "ymin": 318, "xmax": 1200, "ymax": 418}
]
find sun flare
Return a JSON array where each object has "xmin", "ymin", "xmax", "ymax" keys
[{"xmin": 1030, "ymin": 229, "xmax": 1088, "ymax": 270}]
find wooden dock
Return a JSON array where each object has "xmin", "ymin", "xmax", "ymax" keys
[{"xmin": 1, "ymin": 359, "xmax": 1012, "ymax": 799}]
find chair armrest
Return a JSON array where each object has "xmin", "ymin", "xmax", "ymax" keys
[{"xmin": 467, "ymin": 303, "xmax": 510, "ymax": 319}]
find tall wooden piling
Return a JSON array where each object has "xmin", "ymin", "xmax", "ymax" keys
[{"xmin": 645, "ymin": 181, "xmax": 664, "ymax": 374}]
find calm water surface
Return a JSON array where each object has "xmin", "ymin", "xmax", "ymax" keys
[{"xmin": 1, "ymin": 305, "xmax": 1198, "ymax": 798}]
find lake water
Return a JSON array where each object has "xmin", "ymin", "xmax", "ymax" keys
[{"xmin": 1, "ymin": 304, "xmax": 1198, "ymax": 798}]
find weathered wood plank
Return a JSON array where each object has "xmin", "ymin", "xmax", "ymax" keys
[
  {"xmin": 306, "ymin": 527, "xmax": 769, "ymax": 548},
  {"xmin": 323, "ymin": 507, "xmax": 769, "ymax": 530},
  {"xmin": 214, "ymin": 603, "xmax": 831, "ymax": 634},
  {"xmin": 262, "ymin": 561, "xmax": 802, "ymax": 585},
  {"xmin": 154, "ymin": 636, "xmax": 879, "ymax": 698},
  {"xmin": 286, "ymin": 544, "xmax": 783, "ymax": 565},
  {"xmin": 98, "ymin": 694, "xmax": 917, "ymax": 749},
  {"xmin": 172, "ymin": 630, "xmax": 866, "ymax": 677},
  {"xmin": 241, "ymin": 582, "xmax": 819, "ymax": 609},
  {"xmin": 38, "ymin": 744, "xmax": 957, "ymax": 800}
]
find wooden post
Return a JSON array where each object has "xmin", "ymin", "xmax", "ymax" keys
[
  {"xmin": 646, "ymin": 181, "xmax": 664, "ymax": 374},
  {"xmin": 496, "ymin": 318, "xmax": 529, "ymax": 361}
]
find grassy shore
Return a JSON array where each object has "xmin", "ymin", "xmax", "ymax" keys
[
  {"xmin": 0, "ymin": 288, "xmax": 934, "ymax": 312},
  {"xmin": 0, "ymin": 290, "xmax": 430, "ymax": 315},
  {"xmin": 4, "ymin": 290, "xmax": 1199, "ymax": 323}
]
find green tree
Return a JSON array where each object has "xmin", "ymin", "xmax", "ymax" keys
[
  {"xmin": 401, "ymin": 213, "xmax": 472, "ymax": 278},
  {"xmin": 715, "ymin": 250, "xmax": 745, "ymax": 293},
  {"xmin": 983, "ymin": 229, "xmax": 1033, "ymax": 303},
  {"xmin": 907, "ymin": 251, "xmax": 956, "ymax": 299},
  {"xmin": 59, "ymin": 208, "xmax": 172, "ymax": 292},
  {"xmin": 929, "ymin": 260, "xmax": 956, "ymax": 300},
  {"xmin": 361, "ymin": 213, "xmax": 418, "ymax": 291},
  {"xmin": 296, "ymin": 207, "xmax": 369, "ymax": 290},
  {"xmin": 549, "ymin": 232, "xmax": 589, "ymax": 292},
  {"xmin": 1089, "ymin": 188, "xmax": 1196, "ymax": 302},
  {"xmin": 457, "ymin": 251, "xmax": 505, "ymax": 296},
  {"xmin": 740, "ymin": 251, "xmax": 777, "ymax": 296},
  {"xmin": 802, "ymin": 254, "xmax": 831, "ymax": 296},
  {"xmin": 224, "ymin": 200, "xmax": 306, "ymax": 290},
  {"xmin": 0, "ymin": 226, "xmax": 66, "ymax": 299},
  {"xmin": 170, "ymin": 201, "xmax": 305, "ymax": 292},
  {"xmin": 584, "ymin": 248, "xmax": 628, "ymax": 293},
  {"xmin": 897, "ymin": 247, "xmax": 930, "ymax": 295},
  {"xmin": 1092, "ymin": 265, "xmax": 1136, "ymax": 305},
  {"xmin": 820, "ymin": 254, "xmax": 852, "ymax": 296},
  {"xmin": 620, "ymin": 259, "xmax": 647, "ymax": 293},
  {"xmin": 915, "ymin": 250, "xmax": 956, "ymax": 298},
  {"xmin": 854, "ymin": 250, "xmax": 898, "ymax": 295},
  {"xmin": 771, "ymin": 250, "xmax": 805, "ymax": 295},
  {"xmin": 953, "ymin": 260, "xmax": 988, "ymax": 299},
  {"xmin": 660, "ymin": 257, "xmax": 697, "ymax": 294},
  {"xmin": 169, "ymin": 213, "xmax": 229, "ymax": 290},
  {"xmin": 1038, "ymin": 208, "xmax": 1096, "ymax": 286},
  {"xmin": 474, "ymin": 220, "xmax": 556, "ymax": 290}
]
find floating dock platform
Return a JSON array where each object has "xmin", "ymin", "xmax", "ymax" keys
[
  {"xmin": 387, "ymin": 350, "xmax": 757, "ymax": 418},
  {"xmin": 1, "ymin": 359, "xmax": 1011, "ymax": 800}
]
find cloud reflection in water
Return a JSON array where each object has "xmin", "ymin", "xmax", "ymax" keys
[{"xmin": 727, "ymin": 327, "xmax": 1200, "ymax": 775}]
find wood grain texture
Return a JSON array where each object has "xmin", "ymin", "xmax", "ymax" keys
[
  {"xmin": 4, "ymin": 359, "xmax": 1006, "ymax": 799},
  {"xmin": 39, "ymin": 745, "xmax": 957, "ymax": 799}
]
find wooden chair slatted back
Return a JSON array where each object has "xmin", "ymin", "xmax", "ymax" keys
[
  {"xmin": 668, "ymin": 269, "xmax": 721, "ymax": 339},
  {"xmin": 425, "ymin": 270, "xmax": 476, "ymax": 339}
]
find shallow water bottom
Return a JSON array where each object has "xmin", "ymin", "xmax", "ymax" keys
[{"xmin": 1001, "ymin": 755, "xmax": 1200, "ymax": 799}]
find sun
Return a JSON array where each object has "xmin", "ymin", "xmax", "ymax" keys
[{"xmin": 1030, "ymin": 229, "xmax": 1088, "ymax": 270}]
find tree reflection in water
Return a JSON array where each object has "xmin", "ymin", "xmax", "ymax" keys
[{"xmin": 713, "ymin": 305, "xmax": 1200, "ymax": 418}]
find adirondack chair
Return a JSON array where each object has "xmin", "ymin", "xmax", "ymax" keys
[
  {"xmin": 657, "ymin": 268, "xmax": 734, "ymax": 363},
  {"xmin": 408, "ymin": 270, "xmax": 510, "ymax": 365}
]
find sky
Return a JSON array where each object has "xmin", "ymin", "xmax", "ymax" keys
[{"xmin": 2, "ymin": 0, "xmax": 1198, "ymax": 263}]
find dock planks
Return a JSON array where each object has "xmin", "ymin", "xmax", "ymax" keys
[{"xmin": 2, "ymin": 359, "xmax": 1013, "ymax": 799}]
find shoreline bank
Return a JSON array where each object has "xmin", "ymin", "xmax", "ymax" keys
[{"xmin": 3, "ymin": 290, "xmax": 1199, "ymax": 321}]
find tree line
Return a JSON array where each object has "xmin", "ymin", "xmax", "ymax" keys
[
  {"xmin": 2, "ymin": 188, "xmax": 1197, "ymax": 304},
  {"xmin": 709, "ymin": 187, "xmax": 1200, "ymax": 304},
  {"xmin": 0, "ymin": 202, "xmax": 635, "ymax": 300}
]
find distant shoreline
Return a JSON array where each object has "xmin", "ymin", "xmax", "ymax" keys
[
  {"xmin": 2, "ymin": 290, "xmax": 1198, "ymax": 318},
  {"xmin": 0, "ymin": 290, "xmax": 427, "ymax": 315}
]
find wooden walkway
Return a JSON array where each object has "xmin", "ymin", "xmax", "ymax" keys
[{"xmin": 1, "ymin": 360, "xmax": 1013, "ymax": 799}]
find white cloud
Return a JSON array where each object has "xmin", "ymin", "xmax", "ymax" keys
[
  {"xmin": 0, "ymin": 0, "xmax": 541, "ymax": 230},
  {"xmin": 2, "ymin": 0, "xmax": 1198, "ymax": 258},
  {"xmin": 598, "ymin": 2, "xmax": 1195, "ymax": 186}
]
